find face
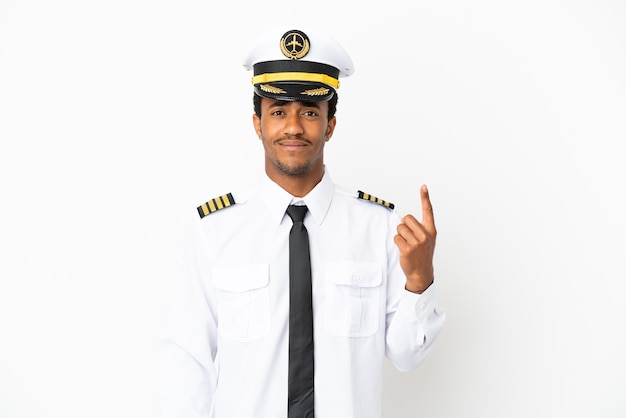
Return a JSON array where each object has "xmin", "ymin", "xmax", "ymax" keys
[{"xmin": 253, "ymin": 98, "xmax": 336, "ymax": 181}]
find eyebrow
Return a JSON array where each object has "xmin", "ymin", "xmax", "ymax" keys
[{"xmin": 270, "ymin": 100, "xmax": 321, "ymax": 109}]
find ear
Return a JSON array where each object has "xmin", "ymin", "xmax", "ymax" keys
[
  {"xmin": 252, "ymin": 113, "xmax": 262, "ymax": 139},
  {"xmin": 325, "ymin": 116, "xmax": 337, "ymax": 142}
]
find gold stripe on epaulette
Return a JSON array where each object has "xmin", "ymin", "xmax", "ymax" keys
[
  {"xmin": 197, "ymin": 193, "xmax": 236, "ymax": 219},
  {"xmin": 357, "ymin": 190, "xmax": 395, "ymax": 210}
]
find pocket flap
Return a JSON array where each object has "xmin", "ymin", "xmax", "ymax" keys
[
  {"xmin": 326, "ymin": 261, "xmax": 383, "ymax": 287},
  {"xmin": 212, "ymin": 264, "xmax": 270, "ymax": 292}
]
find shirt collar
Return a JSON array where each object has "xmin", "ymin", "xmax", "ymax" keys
[{"xmin": 260, "ymin": 168, "xmax": 335, "ymax": 226}]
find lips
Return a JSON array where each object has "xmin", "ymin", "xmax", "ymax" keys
[{"xmin": 276, "ymin": 139, "xmax": 311, "ymax": 151}]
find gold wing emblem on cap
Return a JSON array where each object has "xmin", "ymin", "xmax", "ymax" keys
[
  {"xmin": 301, "ymin": 87, "xmax": 330, "ymax": 97},
  {"xmin": 259, "ymin": 84, "xmax": 287, "ymax": 94},
  {"xmin": 280, "ymin": 30, "xmax": 310, "ymax": 60}
]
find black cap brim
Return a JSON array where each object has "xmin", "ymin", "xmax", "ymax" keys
[{"xmin": 254, "ymin": 81, "xmax": 335, "ymax": 102}]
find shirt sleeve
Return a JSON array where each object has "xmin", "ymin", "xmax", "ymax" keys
[
  {"xmin": 384, "ymin": 213, "xmax": 446, "ymax": 373},
  {"xmin": 160, "ymin": 212, "xmax": 219, "ymax": 418}
]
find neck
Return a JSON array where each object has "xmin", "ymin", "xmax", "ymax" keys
[{"xmin": 265, "ymin": 165, "xmax": 324, "ymax": 198}]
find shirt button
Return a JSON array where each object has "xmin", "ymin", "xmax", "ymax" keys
[{"xmin": 352, "ymin": 273, "xmax": 360, "ymax": 282}]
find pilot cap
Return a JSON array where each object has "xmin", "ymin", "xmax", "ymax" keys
[{"xmin": 243, "ymin": 28, "xmax": 354, "ymax": 102}]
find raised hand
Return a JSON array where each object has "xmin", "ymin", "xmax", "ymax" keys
[{"xmin": 393, "ymin": 185, "xmax": 437, "ymax": 294}]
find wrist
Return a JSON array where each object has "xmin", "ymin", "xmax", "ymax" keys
[{"xmin": 405, "ymin": 279, "xmax": 433, "ymax": 294}]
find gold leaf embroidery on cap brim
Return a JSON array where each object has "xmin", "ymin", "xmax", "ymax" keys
[
  {"xmin": 260, "ymin": 84, "xmax": 287, "ymax": 94},
  {"xmin": 301, "ymin": 87, "xmax": 330, "ymax": 96}
]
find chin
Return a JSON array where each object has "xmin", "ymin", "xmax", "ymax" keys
[{"xmin": 276, "ymin": 161, "xmax": 313, "ymax": 177}]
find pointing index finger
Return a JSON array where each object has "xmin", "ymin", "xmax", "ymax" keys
[{"xmin": 421, "ymin": 184, "xmax": 435, "ymax": 231}]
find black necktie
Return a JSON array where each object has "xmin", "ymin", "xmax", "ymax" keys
[{"xmin": 286, "ymin": 205, "xmax": 314, "ymax": 418}]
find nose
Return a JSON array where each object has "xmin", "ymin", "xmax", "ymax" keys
[{"xmin": 284, "ymin": 112, "xmax": 304, "ymax": 136}]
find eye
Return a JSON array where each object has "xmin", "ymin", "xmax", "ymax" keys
[
  {"xmin": 302, "ymin": 110, "xmax": 318, "ymax": 117},
  {"xmin": 271, "ymin": 110, "xmax": 285, "ymax": 116}
]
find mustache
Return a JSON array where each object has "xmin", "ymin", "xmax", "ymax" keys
[{"xmin": 274, "ymin": 136, "xmax": 313, "ymax": 145}]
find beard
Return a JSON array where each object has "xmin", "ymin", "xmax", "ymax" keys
[
  {"xmin": 273, "ymin": 157, "xmax": 314, "ymax": 177},
  {"xmin": 268, "ymin": 135, "xmax": 318, "ymax": 177}
]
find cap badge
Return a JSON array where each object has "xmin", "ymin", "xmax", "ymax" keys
[{"xmin": 280, "ymin": 30, "xmax": 310, "ymax": 60}]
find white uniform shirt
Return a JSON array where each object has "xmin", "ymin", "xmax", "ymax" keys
[{"xmin": 160, "ymin": 170, "xmax": 445, "ymax": 418}]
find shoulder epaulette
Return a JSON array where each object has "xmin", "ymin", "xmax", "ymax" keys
[
  {"xmin": 357, "ymin": 190, "xmax": 395, "ymax": 210},
  {"xmin": 197, "ymin": 193, "xmax": 236, "ymax": 219}
]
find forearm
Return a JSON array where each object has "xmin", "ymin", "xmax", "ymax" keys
[
  {"xmin": 160, "ymin": 337, "xmax": 216, "ymax": 418},
  {"xmin": 160, "ymin": 219, "xmax": 218, "ymax": 417},
  {"xmin": 385, "ymin": 282, "xmax": 446, "ymax": 372}
]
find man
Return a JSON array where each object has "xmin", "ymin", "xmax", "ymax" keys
[{"xmin": 160, "ymin": 27, "xmax": 445, "ymax": 418}]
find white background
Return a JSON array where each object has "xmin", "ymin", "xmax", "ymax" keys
[{"xmin": 1, "ymin": 0, "xmax": 625, "ymax": 417}]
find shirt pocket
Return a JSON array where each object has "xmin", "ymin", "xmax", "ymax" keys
[
  {"xmin": 323, "ymin": 261, "xmax": 383, "ymax": 337},
  {"xmin": 212, "ymin": 264, "xmax": 271, "ymax": 342}
]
